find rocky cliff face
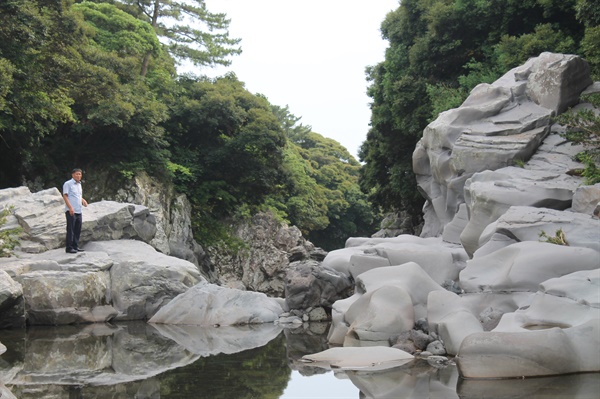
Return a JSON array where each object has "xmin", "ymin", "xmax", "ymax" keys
[
  {"xmin": 208, "ymin": 212, "xmax": 327, "ymax": 297},
  {"xmin": 105, "ymin": 172, "xmax": 215, "ymax": 281}
]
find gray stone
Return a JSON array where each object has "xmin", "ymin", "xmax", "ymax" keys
[
  {"xmin": 0, "ymin": 270, "xmax": 24, "ymax": 328},
  {"xmin": 411, "ymin": 329, "xmax": 434, "ymax": 350},
  {"xmin": 20, "ymin": 269, "xmax": 116, "ymax": 325},
  {"xmin": 86, "ymin": 240, "xmax": 203, "ymax": 321},
  {"xmin": 209, "ymin": 211, "xmax": 319, "ymax": 296},
  {"xmin": 476, "ymin": 206, "xmax": 600, "ymax": 255},
  {"xmin": 426, "ymin": 340, "xmax": 446, "ymax": 356},
  {"xmin": 355, "ymin": 262, "xmax": 446, "ymax": 320},
  {"xmin": 345, "ymin": 285, "xmax": 415, "ymax": 342},
  {"xmin": 460, "ymin": 241, "xmax": 599, "ymax": 293},
  {"xmin": 301, "ymin": 346, "xmax": 414, "ymax": 371},
  {"xmin": 572, "ymin": 183, "xmax": 600, "ymax": 215},
  {"xmin": 540, "ymin": 269, "xmax": 599, "ymax": 307},
  {"xmin": 457, "ymin": 319, "xmax": 600, "ymax": 378},
  {"xmin": 413, "ymin": 53, "xmax": 590, "ymax": 237},
  {"xmin": 308, "ymin": 306, "xmax": 328, "ymax": 322},
  {"xmin": 461, "ymin": 167, "xmax": 580, "ymax": 256},
  {"xmin": 149, "ymin": 281, "xmax": 282, "ymax": 326},
  {"xmin": 284, "ymin": 260, "xmax": 353, "ymax": 310},
  {"xmin": 525, "ymin": 52, "xmax": 592, "ymax": 114}
]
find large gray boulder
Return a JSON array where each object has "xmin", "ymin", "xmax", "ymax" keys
[
  {"xmin": 328, "ymin": 262, "xmax": 446, "ymax": 345},
  {"xmin": 476, "ymin": 206, "xmax": 600, "ymax": 256},
  {"xmin": 0, "ymin": 240, "xmax": 203, "ymax": 325},
  {"xmin": 344, "ymin": 284, "xmax": 415, "ymax": 342},
  {"xmin": 460, "ymin": 241, "xmax": 599, "ymax": 293},
  {"xmin": 148, "ymin": 281, "xmax": 282, "ymax": 326},
  {"xmin": 284, "ymin": 260, "xmax": 353, "ymax": 311},
  {"xmin": 460, "ymin": 167, "xmax": 580, "ymax": 256},
  {"xmin": 524, "ymin": 52, "xmax": 592, "ymax": 114},
  {"xmin": 323, "ymin": 235, "xmax": 467, "ymax": 285},
  {"xmin": 0, "ymin": 187, "xmax": 157, "ymax": 253},
  {"xmin": 427, "ymin": 290, "xmax": 535, "ymax": 355},
  {"xmin": 0, "ymin": 270, "xmax": 24, "ymax": 328},
  {"xmin": 86, "ymin": 240, "xmax": 203, "ymax": 321},
  {"xmin": 413, "ymin": 53, "xmax": 590, "ymax": 237}
]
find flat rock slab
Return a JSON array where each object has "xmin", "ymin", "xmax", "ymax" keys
[{"xmin": 301, "ymin": 346, "xmax": 414, "ymax": 371}]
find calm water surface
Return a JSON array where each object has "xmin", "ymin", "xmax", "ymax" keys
[{"xmin": 0, "ymin": 322, "xmax": 598, "ymax": 398}]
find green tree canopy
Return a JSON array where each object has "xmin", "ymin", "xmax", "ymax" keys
[
  {"xmin": 165, "ymin": 74, "xmax": 287, "ymax": 245},
  {"xmin": 0, "ymin": 0, "xmax": 175, "ymax": 188},
  {"xmin": 94, "ymin": 0, "xmax": 241, "ymax": 75}
]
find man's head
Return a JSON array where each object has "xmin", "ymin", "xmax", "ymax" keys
[{"xmin": 71, "ymin": 168, "xmax": 83, "ymax": 182}]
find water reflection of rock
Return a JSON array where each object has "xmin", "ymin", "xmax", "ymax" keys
[
  {"xmin": 150, "ymin": 322, "xmax": 282, "ymax": 356},
  {"xmin": 283, "ymin": 322, "xmax": 330, "ymax": 376},
  {"xmin": 457, "ymin": 373, "xmax": 600, "ymax": 399},
  {"xmin": 345, "ymin": 361, "xmax": 459, "ymax": 399},
  {"xmin": 0, "ymin": 321, "xmax": 285, "ymax": 398}
]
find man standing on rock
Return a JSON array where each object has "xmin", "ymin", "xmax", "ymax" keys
[{"xmin": 63, "ymin": 168, "xmax": 88, "ymax": 253}]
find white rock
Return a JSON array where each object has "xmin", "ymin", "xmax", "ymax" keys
[
  {"xmin": 475, "ymin": 206, "xmax": 600, "ymax": 255},
  {"xmin": 457, "ymin": 318, "xmax": 600, "ymax": 378},
  {"xmin": 572, "ymin": 183, "xmax": 600, "ymax": 215},
  {"xmin": 356, "ymin": 262, "xmax": 446, "ymax": 320},
  {"xmin": 302, "ymin": 346, "xmax": 413, "ymax": 371},
  {"xmin": 460, "ymin": 241, "xmax": 599, "ymax": 293},
  {"xmin": 540, "ymin": 269, "xmax": 600, "ymax": 307},
  {"xmin": 345, "ymin": 285, "xmax": 415, "ymax": 342},
  {"xmin": 149, "ymin": 281, "xmax": 282, "ymax": 326}
]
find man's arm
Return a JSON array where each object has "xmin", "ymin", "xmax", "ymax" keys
[{"xmin": 63, "ymin": 193, "xmax": 75, "ymax": 216}]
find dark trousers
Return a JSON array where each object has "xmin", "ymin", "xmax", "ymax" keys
[{"xmin": 65, "ymin": 212, "xmax": 82, "ymax": 251}]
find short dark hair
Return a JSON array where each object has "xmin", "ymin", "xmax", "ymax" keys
[{"xmin": 71, "ymin": 168, "xmax": 82, "ymax": 174}]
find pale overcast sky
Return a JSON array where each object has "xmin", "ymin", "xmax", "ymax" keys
[{"xmin": 195, "ymin": 0, "xmax": 399, "ymax": 159}]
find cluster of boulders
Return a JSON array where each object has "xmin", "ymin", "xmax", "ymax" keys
[{"xmin": 300, "ymin": 53, "xmax": 600, "ymax": 378}]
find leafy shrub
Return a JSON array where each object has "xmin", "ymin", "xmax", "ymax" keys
[
  {"xmin": 539, "ymin": 229, "xmax": 569, "ymax": 246},
  {"xmin": 557, "ymin": 93, "xmax": 600, "ymax": 185},
  {"xmin": 0, "ymin": 205, "xmax": 22, "ymax": 257}
]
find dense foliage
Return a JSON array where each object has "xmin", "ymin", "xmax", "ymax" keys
[
  {"xmin": 0, "ymin": 0, "xmax": 375, "ymax": 250},
  {"xmin": 86, "ymin": 0, "xmax": 242, "ymax": 75},
  {"xmin": 271, "ymin": 113, "xmax": 378, "ymax": 249},
  {"xmin": 557, "ymin": 93, "xmax": 600, "ymax": 184},
  {"xmin": 360, "ymin": 0, "xmax": 600, "ymax": 219},
  {"xmin": 0, "ymin": 205, "xmax": 21, "ymax": 257}
]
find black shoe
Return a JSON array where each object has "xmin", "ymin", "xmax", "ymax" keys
[
  {"xmin": 66, "ymin": 249, "xmax": 77, "ymax": 253},
  {"xmin": 76, "ymin": 248, "xmax": 85, "ymax": 252}
]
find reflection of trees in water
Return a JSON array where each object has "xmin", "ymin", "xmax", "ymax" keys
[
  {"xmin": 283, "ymin": 323, "xmax": 331, "ymax": 376},
  {"xmin": 157, "ymin": 333, "xmax": 290, "ymax": 399}
]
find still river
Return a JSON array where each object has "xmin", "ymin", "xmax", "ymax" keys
[{"xmin": 0, "ymin": 321, "xmax": 598, "ymax": 398}]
